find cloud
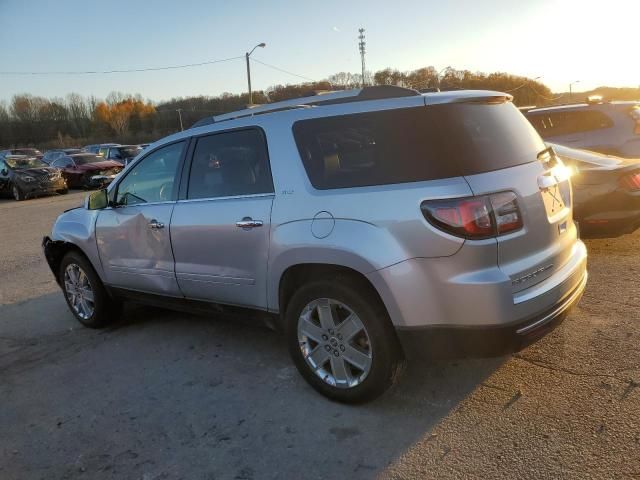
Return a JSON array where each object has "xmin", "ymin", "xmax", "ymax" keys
[{"xmin": 332, "ymin": 26, "xmax": 340, "ymax": 32}]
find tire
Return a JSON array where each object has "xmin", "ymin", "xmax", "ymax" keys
[
  {"xmin": 58, "ymin": 188, "xmax": 69, "ymax": 195},
  {"xmin": 59, "ymin": 251, "xmax": 121, "ymax": 328},
  {"xmin": 286, "ymin": 277, "xmax": 404, "ymax": 404},
  {"xmin": 12, "ymin": 184, "xmax": 24, "ymax": 201}
]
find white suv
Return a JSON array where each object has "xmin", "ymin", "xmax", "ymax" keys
[{"xmin": 44, "ymin": 86, "xmax": 587, "ymax": 403}]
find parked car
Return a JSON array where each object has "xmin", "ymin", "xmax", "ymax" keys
[
  {"xmin": 43, "ymin": 86, "xmax": 587, "ymax": 403},
  {"xmin": 0, "ymin": 155, "xmax": 67, "ymax": 200},
  {"xmin": 0, "ymin": 148, "xmax": 44, "ymax": 160},
  {"xmin": 82, "ymin": 143, "xmax": 120, "ymax": 155},
  {"xmin": 42, "ymin": 148, "xmax": 81, "ymax": 165},
  {"xmin": 524, "ymin": 99, "xmax": 640, "ymax": 157},
  {"xmin": 50, "ymin": 153, "xmax": 123, "ymax": 189},
  {"xmin": 98, "ymin": 145, "xmax": 143, "ymax": 166},
  {"xmin": 550, "ymin": 143, "xmax": 640, "ymax": 237}
]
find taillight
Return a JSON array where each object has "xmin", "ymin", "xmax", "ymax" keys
[
  {"xmin": 422, "ymin": 191, "xmax": 523, "ymax": 239},
  {"xmin": 619, "ymin": 172, "xmax": 640, "ymax": 191}
]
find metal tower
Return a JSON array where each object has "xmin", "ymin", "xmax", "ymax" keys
[{"xmin": 358, "ymin": 28, "xmax": 366, "ymax": 87}]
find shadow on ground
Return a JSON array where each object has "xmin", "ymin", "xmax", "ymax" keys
[{"xmin": 0, "ymin": 292, "xmax": 503, "ymax": 480}]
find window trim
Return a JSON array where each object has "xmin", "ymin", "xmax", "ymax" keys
[
  {"xmin": 110, "ymin": 138, "xmax": 190, "ymax": 207},
  {"xmin": 180, "ymin": 126, "xmax": 274, "ymax": 202}
]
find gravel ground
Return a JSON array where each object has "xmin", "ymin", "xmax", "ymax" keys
[{"xmin": 0, "ymin": 192, "xmax": 638, "ymax": 480}]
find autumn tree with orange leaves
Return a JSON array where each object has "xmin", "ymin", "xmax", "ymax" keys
[{"xmin": 95, "ymin": 94, "xmax": 155, "ymax": 136}]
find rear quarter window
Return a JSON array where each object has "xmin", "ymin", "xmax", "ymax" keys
[{"xmin": 293, "ymin": 102, "xmax": 545, "ymax": 190}]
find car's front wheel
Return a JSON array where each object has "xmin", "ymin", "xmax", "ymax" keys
[
  {"xmin": 59, "ymin": 251, "xmax": 121, "ymax": 328},
  {"xmin": 286, "ymin": 278, "xmax": 404, "ymax": 403},
  {"xmin": 12, "ymin": 184, "xmax": 24, "ymax": 201}
]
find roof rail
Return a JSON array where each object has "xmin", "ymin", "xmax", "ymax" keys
[{"xmin": 208, "ymin": 85, "xmax": 420, "ymax": 124}]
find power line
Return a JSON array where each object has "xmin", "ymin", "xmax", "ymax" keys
[
  {"xmin": 0, "ymin": 56, "xmax": 244, "ymax": 76},
  {"xmin": 249, "ymin": 58, "xmax": 315, "ymax": 82}
]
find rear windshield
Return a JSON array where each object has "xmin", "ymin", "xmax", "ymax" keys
[{"xmin": 293, "ymin": 102, "xmax": 545, "ymax": 189}]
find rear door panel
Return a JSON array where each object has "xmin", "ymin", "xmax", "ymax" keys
[{"xmin": 171, "ymin": 195, "xmax": 274, "ymax": 308}]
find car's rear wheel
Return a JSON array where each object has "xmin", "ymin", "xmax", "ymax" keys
[
  {"xmin": 12, "ymin": 184, "xmax": 24, "ymax": 201},
  {"xmin": 286, "ymin": 278, "xmax": 404, "ymax": 403},
  {"xmin": 57, "ymin": 188, "xmax": 69, "ymax": 195},
  {"xmin": 59, "ymin": 251, "xmax": 121, "ymax": 328}
]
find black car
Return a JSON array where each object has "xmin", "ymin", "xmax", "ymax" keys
[
  {"xmin": 0, "ymin": 155, "xmax": 68, "ymax": 201},
  {"xmin": 42, "ymin": 148, "xmax": 82, "ymax": 165},
  {"xmin": 551, "ymin": 143, "xmax": 640, "ymax": 238}
]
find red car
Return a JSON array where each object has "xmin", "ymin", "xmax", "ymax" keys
[{"xmin": 50, "ymin": 153, "xmax": 123, "ymax": 189}]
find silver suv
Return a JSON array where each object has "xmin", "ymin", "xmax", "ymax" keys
[{"xmin": 43, "ymin": 87, "xmax": 587, "ymax": 403}]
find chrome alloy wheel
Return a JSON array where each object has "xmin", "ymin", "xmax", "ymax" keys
[
  {"xmin": 63, "ymin": 263, "xmax": 95, "ymax": 320},
  {"xmin": 297, "ymin": 298, "xmax": 373, "ymax": 389}
]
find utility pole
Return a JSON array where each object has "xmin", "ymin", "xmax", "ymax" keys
[
  {"xmin": 245, "ymin": 43, "xmax": 266, "ymax": 105},
  {"xmin": 358, "ymin": 28, "xmax": 366, "ymax": 88},
  {"xmin": 569, "ymin": 80, "xmax": 580, "ymax": 103},
  {"xmin": 176, "ymin": 109, "xmax": 184, "ymax": 131}
]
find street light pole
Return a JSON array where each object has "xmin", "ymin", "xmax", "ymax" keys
[
  {"xmin": 245, "ymin": 43, "xmax": 266, "ymax": 105},
  {"xmin": 569, "ymin": 80, "xmax": 580, "ymax": 103}
]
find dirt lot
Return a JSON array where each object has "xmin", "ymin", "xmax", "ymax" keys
[{"xmin": 0, "ymin": 192, "xmax": 638, "ymax": 480}]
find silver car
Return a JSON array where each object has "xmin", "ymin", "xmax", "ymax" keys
[{"xmin": 43, "ymin": 86, "xmax": 587, "ymax": 403}]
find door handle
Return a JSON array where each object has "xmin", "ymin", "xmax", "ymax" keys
[
  {"xmin": 236, "ymin": 217, "xmax": 263, "ymax": 229},
  {"xmin": 149, "ymin": 219, "xmax": 165, "ymax": 229}
]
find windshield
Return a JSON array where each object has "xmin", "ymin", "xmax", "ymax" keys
[
  {"xmin": 6, "ymin": 157, "xmax": 47, "ymax": 169},
  {"xmin": 13, "ymin": 148, "xmax": 42, "ymax": 156},
  {"xmin": 118, "ymin": 147, "xmax": 142, "ymax": 159},
  {"xmin": 73, "ymin": 155, "xmax": 101, "ymax": 165}
]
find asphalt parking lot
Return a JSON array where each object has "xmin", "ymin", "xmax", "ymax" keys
[{"xmin": 1, "ymin": 192, "xmax": 639, "ymax": 480}]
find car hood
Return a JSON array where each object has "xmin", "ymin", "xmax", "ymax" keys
[
  {"xmin": 550, "ymin": 143, "xmax": 640, "ymax": 171},
  {"xmin": 15, "ymin": 166, "xmax": 59, "ymax": 176},
  {"xmin": 74, "ymin": 160, "xmax": 123, "ymax": 172}
]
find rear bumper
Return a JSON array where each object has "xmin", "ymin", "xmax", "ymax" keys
[
  {"xmin": 395, "ymin": 270, "xmax": 587, "ymax": 359},
  {"xmin": 578, "ymin": 210, "xmax": 640, "ymax": 238},
  {"xmin": 368, "ymin": 239, "xmax": 587, "ymax": 358}
]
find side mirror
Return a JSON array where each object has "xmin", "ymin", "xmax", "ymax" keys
[
  {"xmin": 85, "ymin": 189, "xmax": 109, "ymax": 210},
  {"xmin": 1, "ymin": 169, "xmax": 7, "ymax": 176}
]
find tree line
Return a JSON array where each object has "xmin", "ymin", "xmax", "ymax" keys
[{"xmin": 0, "ymin": 65, "xmax": 580, "ymax": 148}]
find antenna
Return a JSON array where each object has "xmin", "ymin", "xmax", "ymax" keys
[{"xmin": 358, "ymin": 28, "xmax": 366, "ymax": 88}]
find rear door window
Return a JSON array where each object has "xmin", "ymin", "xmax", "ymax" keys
[
  {"xmin": 293, "ymin": 102, "xmax": 544, "ymax": 189},
  {"xmin": 186, "ymin": 128, "xmax": 273, "ymax": 199}
]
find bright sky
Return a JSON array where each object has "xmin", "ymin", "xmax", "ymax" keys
[{"xmin": 0, "ymin": 0, "xmax": 638, "ymax": 103}]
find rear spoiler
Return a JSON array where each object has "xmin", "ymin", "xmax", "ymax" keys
[{"xmin": 424, "ymin": 90, "xmax": 513, "ymax": 106}]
